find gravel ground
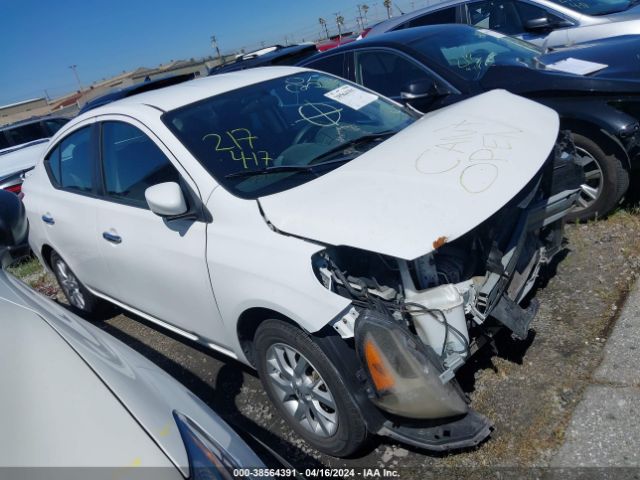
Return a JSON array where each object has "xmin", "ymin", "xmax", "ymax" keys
[{"xmin": 11, "ymin": 208, "xmax": 640, "ymax": 478}]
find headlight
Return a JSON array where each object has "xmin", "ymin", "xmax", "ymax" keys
[
  {"xmin": 355, "ymin": 309, "xmax": 468, "ymax": 419},
  {"xmin": 174, "ymin": 411, "xmax": 244, "ymax": 480}
]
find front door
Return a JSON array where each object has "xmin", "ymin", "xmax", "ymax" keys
[{"xmin": 93, "ymin": 119, "xmax": 228, "ymax": 348}]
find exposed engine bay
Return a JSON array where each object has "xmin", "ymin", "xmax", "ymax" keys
[{"xmin": 311, "ymin": 132, "xmax": 583, "ymax": 422}]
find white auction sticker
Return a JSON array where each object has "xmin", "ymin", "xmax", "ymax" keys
[
  {"xmin": 324, "ymin": 85, "xmax": 378, "ymax": 110},
  {"xmin": 545, "ymin": 57, "xmax": 608, "ymax": 76}
]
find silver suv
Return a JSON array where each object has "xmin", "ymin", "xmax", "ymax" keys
[{"xmin": 363, "ymin": 0, "xmax": 640, "ymax": 47}]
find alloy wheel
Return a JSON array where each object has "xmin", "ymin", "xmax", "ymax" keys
[
  {"xmin": 54, "ymin": 259, "xmax": 86, "ymax": 310},
  {"xmin": 265, "ymin": 343, "xmax": 338, "ymax": 438},
  {"xmin": 574, "ymin": 146, "xmax": 603, "ymax": 211}
]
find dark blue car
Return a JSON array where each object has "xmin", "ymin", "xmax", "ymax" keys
[{"xmin": 300, "ymin": 25, "xmax": 640, "ymax": 221}]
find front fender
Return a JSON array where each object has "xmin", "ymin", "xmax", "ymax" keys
[{"xmin": 205, "ymin": 188, "xmax": 350, "ymax": 363}]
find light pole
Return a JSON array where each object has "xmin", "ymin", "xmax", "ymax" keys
[
  {"xmin": 68, "ymin": 65, "xmax": 82, "ymax": 92},
  {"xmin": 210, "ymin": 35, "xmax": 222, "ymax": 63}
]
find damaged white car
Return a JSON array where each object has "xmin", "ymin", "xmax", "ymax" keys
[{"xmin": 23, "ymin": 67, "xmax": 582, "ymax": 457}]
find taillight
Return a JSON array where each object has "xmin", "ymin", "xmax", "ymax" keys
[{"xmin": 5, "ymin": 184, "xmax": 22, "ymax": 195}]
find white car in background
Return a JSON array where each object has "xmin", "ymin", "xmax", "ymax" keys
[
  {"xmin": 0, "ymin": 190, "xmax": 269, "ymax": 477},
  {"xmin": 361, "ymin": 0, "xmax": 640, "ymax": 48},
  {"xmin": 0, "ymin": 117, "xmax": 68, "ymax": 195},
  {"xmin": 23, "ymin": 67, "xmax": 581, "ymax": 456}
]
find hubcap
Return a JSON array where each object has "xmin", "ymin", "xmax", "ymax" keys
[
  {"xmin": 266, "ymin": 343, "xmax": 338, "ymax": 438},
  {"xmin": 54, "ymin": 259, "xmax": 86, "ymax": 309},
  {"xmin": 574, "ymin": 147, "xmax": 603, "ymax": 212}
]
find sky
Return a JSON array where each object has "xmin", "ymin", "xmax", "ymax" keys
[{"xmin": 0, "ymin": 0, "xmax": 428, "ymax": 106}]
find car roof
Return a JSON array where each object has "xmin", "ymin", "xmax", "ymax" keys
[
  {"xmin": 76, "ymin": 66, "xmax": 307, "ymax": 118},
  {"xmin": 0, "ymin": 115, "xmax": 66, "ymax": 132},
  {"xmin": 301, "ymin": 24, "xmax": 474, "ymax": 60},
  {"xmin": 368, "ymin": 0, "xmax": 464, "ymax": 34},
  {"xmin": 209, "ymin": 44, "xmax": 317, "ymax": 74},
  {"xmin": 78, "ymin": 73, "xmax": 196, "ymax": 114}
]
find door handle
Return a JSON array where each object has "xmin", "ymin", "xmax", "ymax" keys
[
  {"xmin": 102, "ymin": 232, "xmax": 122, "ymax": 244},
  {"xmin": 41, "ymin": 214, "xmax": 55, "ymax": 225}
]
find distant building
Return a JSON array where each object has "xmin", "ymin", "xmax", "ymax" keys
[{"xmin": 0, "ymin": 98, "xmax": 48, "ymax": 121}]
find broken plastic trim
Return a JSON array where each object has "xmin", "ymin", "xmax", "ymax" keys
[{"xmin": 378, "ymin": 409, "xmax": 493, "ymax": 452}]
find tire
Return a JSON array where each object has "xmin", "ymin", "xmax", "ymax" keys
[
  {"xmin": 566, "ymin": 133, "xmax": 629, "ymax": 222},
  {"xmin": 254, "ymin": 319, "xmax": 369, "ymax": 457},
  {"xmin": 50, "ymin": 251, "xmax": 114, "ymax": 319}
]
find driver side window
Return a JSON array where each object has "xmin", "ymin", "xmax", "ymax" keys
[
  {"xmin": 514, "ymin": 1, "xmax": 569, "ymax": 26},
  {"xmin": 467, "ymin": 0, "xmax": 567, "ymax": 35},
  {"xmin": 354, "ymin": 50, "xmax": 433, "ymax": 99},
  {"xmin": 100, "ymin": 121, "xmax": 181, "ymax": 208},
  {"xmin": 467, "ymin": 0, "xmax": 523, "ymax": 34}
]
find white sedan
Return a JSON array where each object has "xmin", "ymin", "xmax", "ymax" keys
[{"xmin": 23, "ymin": 67, "xmax": 581, "ymax": 456}]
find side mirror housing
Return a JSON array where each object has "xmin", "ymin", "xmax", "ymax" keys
[
  {"xmin": 0, "ymin": 190, "xmax": 29, "ymax": 267},
  {"xmin": 524, "ymin": 17, "xmax": 553, "ymax": 31},
  {"xmin": 145, "ymin": 182, "xmax": 188, "ymax": 218},
  {"xmin": 400, "ymin": 79, "xmax": 446, "ymax": 100}
]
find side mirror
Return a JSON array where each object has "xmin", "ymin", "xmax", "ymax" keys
[
  {"xmin": 400, "ymin": 79, "xmax": 445, "ymax": 100},
  {"xmin": 0, "ymin": 190, "xmax": 29, "ymax": 267},
  {"xmin": 145, "ymin": 182, "xmax": 188, "ymax": 218},
  {"xmin": 524, "ymin": 17, "xmax": 553, "ymax": 31}
]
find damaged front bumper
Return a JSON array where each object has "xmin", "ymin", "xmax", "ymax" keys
[
  {"xmin": 323, "ymin": 135, "xmax": 583, "ymax": 452},
  {"xmin": 473, "ymin": 187, "xmax": 580, "ymax": 339}
]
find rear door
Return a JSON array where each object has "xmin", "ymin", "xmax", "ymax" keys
[
  {"xmin": 38, "ymin": 121, "xmax": 107, "ymax": 284},
  {"xmin": 93, "ymin": 118, "xmax": 228, "ymax": 348}
]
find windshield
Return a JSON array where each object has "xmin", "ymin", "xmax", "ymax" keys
[
  {"xmin": 163, "ymin": 72, "xmax": 415, "ymax": 198},
  {"xmin": 410, "ymin": 28, "xmax": 541, "ymax": 81},
  {"xmin": 553, "ymin": 0, "xmax": 635, "ymax": 15}
]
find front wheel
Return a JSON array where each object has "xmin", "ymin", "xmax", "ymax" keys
[
  {"xmin": 567, "ymin": 133, "xmax": 629, "ymax": 222},
  {"xmin": 254, "ymin": 320, "xmax": 369, "ymax": 457}
]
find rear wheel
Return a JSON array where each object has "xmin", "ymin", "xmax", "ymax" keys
[
  {"xmin": 567, "ymin": 133, "xmax": 629, "ymax": 222},
  {"xmin": 254, "ymin": 319, "xmax": 369, "ymax": 457},
  {"xmin": 50, "ymin": 251, "xmax": 113, "ymax": 318}
]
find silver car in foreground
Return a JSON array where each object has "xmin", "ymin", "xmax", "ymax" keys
[
  {"xmin": 0, "ymin": 190, "xmax": 269, "ymax": 479},
  {"xmin": 363, "ymin": 0, "xmax": 640, "ymax": 47}
]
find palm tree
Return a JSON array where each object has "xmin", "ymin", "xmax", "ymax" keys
[
  {"xmin": 383, "ymin": 0, "xmax": 393, "ymax": 18},
  {"xmin": 361, "ymin": 4, "xmax": 370, "ymax": 25},
  {"xmin": 336, "ymin": 14, "xmax": 345, "ymax": 37},
  {"xmin": 318, "ymin": 17, "xmax": 329, "ymax": 39}
]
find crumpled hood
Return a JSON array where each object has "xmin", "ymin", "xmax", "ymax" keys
[
  {"xmin": 0, "ymin": 141, "xmax": 48, "ymax": 179},
  {"xmin": 259, "ymin": 90, "xmax": 559, "ymax": 260}
]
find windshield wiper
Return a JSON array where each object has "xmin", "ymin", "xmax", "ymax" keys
[
  {"xmin": 308, "ymin": 130, "xmax": 396, "ymax": 164},
  {"xmin": 225, "ymin": 131, "xmax": 396, "ymax": 180},
  {"xmin": 224, "ymin": 156, "xmax": 355, "ymax": 179}
]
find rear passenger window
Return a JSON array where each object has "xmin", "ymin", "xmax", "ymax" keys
[
  {"xmin": 45, "ymin": 145, "xmax": 62, "ymax": 185},
  {"xmin": 304, "ymin": 54, "xmax": 346, "ymax": 77},
  {"xmin": 101, "ymin": 121, "xmax": 180, "ymax": 207},
  {"xmin": 355, "ymin": 50, "xmax": 431, "ymax": 99},
  {"xmin": 401, "ymin": 7, "xmax": 457, "ymax": 28},
  {"xmin": 55, "ymin": 127, "xmax": 94, "ymax": 192}
]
